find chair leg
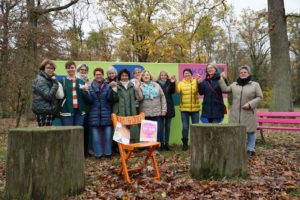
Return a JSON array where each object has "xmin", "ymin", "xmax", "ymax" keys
[
  {"xmin": 144, "ymin": 145, "xmax": 160, "ymax": 180},
  {"xmin": 118, "ymin": 145, "xmax": 131, "ymax": 183},
  {"xmin": 260, "ymin": 129, "xmax": 266, "ymax": 144},
  {"xmin": 117, "ymin": 150, "xmax": 132, "ymax": 175}
]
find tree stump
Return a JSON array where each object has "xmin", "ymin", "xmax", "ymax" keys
[
  {"xmin": 5, "ymin": 126, "xmax": 85, "ymax": 200},
  {"xmin": 190, "ymin": 124, "xmax": 247, "ymax": 179}
]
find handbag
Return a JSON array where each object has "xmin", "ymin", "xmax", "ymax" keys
[
  {"xmin": 56, "ymin": 82, "xmax": 64, "ymax": 99},
  {"xmin": 207, "ymin": 81, "xmax": 227, "ymax": 114}
]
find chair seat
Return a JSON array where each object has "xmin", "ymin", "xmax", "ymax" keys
[{"xmin": 122, "ymin": 142, "xmax": 160, "ymax": 150}]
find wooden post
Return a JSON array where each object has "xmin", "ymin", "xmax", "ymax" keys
[
  {"xmin": 5, "ymin": 126, "xmax": 85, "ymax": 200},
  {"xmin": 190, "ymin": 124, "xmax": 247, "ymax": 179}
]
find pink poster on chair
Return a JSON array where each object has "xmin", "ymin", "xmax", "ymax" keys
[{"xmin": 140, "ymin": 120, "xmax": 157, "ymax": 142}]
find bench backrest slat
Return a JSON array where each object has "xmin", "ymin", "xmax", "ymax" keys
[
  {"xmin": 256, "ymin": 118, "xmax": 300, "ymax": 124},
  {"xmin": 257, "ymin": 112, "xmax": 300, "ymax": 117}
]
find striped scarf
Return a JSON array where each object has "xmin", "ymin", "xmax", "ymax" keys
[{"xmin": 72, "ymin": 79, "xmax": 78, "ymax": 109}]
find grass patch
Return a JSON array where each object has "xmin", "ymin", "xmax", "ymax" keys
[{"xmin": 289, "ymin": 187, "xmax": 300, "ymax": 197}]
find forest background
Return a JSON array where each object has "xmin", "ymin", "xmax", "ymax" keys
[{"xmin": 0, "ymin": 0, "xmax": 299, "ymax": 127}]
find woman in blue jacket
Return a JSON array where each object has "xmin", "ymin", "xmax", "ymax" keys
[
  {"xmin": 198, "ymin": 64, "xmax": 225, "ymax": 123},
  {"xmin": 84, "ymin": 67, "xmax": 113, "ymax": 159}
]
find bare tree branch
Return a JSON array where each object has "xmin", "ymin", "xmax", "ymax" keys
[
  {"xmin": 286, "ymin": 14, "xmax": 300, "ymax": 19},
  {"xmin": 38, "ymin": 0, "xmax": 79, "ymax": 15}
]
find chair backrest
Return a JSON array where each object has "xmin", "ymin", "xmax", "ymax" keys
[{"xmin": 111, "ymin": 112, "xmax": 145, "ymax": 128}]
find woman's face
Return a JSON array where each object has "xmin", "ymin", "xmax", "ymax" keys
[
  {"xmin": 142, "ymin": 72, "xmax": 151, "ymax": 83},
  {"xmin": 44, "ymin": 64, "xmax": 55, "ymax": 77},
  {"xmin": 183, "ymin": 71, "xmax": 192, "ymax": 80},
  {"xmin": 239, "ymin": 69, "xmax": 250, "ymax": 79},
  {"xmin": 120, "ymin": 72, "xmax": 129, "ymax": 82},
  {"xmin": 94, "ymin": 71, "xmax": 104, "ymax": 82},
  {"xmin": 108, "ymin": 70, "xmax": 116, "ymax": 79},
  {"xmin": 67, "ymin": 64, "xmax": 76, "ymax": 77},
  {"xmin": 79, "ymin": 67, "xmax": 87, "ymax": 75},
  {"xmin": 134, "ymin": 70, "xmax": 141, "ymax": 79},
  {"xmin": 206, "ymin": 66, "xmax": 216, "ymax": 76},
  {"xmin": 160, "ymin": 72, "xmax": 168, "ymax": 81}
]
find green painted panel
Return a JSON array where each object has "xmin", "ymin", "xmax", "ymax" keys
[{"xmin": 54, "ymin": 61, "xmax": 228, "ymax": 144}]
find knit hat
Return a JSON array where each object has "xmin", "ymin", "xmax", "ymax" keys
[
  {"xmin": 239, "ymin": 65, "xmax": 251, "ymax": 74},
  {"xmin": 183, "ymin": 68, "xmax": 193, "ymax": 75},
  {"xmin": 77, "ymin": 64, "xmax": 89, "ymax": 72}
]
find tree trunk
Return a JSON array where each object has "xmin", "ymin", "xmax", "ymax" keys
[
  {"xmin": 0, "ymin": 3, "xmax": 12, "ymax": 118},
  {"xmin": 268, "ymin": 0, "xmax": 293, "ymax": 111},
  {"xmin": 6, "ymin": 126, "xmax": 85, "ymax": 200},
  {"xmin": 190, "ymin": 124, "xmax": 247, "ymax": 179}
]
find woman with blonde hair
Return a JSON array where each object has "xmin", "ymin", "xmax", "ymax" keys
[
  {"xmin": 156, "ymin": 70, "xmax": 176, "ymax": 150},
  {"xmin": 198, "ymin": 64, "xmax": 225, "ymax": 123},
  {"xmin": 136, "ymin": 70, "xmax": 167, "ymax": 148}
]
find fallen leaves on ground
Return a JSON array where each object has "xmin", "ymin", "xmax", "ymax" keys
[{"xmin": 0, "ymin": 130, "xmax": 299, "ymax": 199}]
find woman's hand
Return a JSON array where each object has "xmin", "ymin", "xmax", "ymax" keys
[
  {"xmin": 81, "ymin": 84, "xmax": 88, "ymax": 92},
  {"xmin": 195, "ymin": 74, "xmax": 201, "ymax": 83},
  {"xmin": 242, "ymin": 103, "xmax": 251, "ymax": 110},
  {"xmin": 170, "ymin": 75, "xmax": 176, "ymax": 83},
  {"xmin": 134, "ymin": 80, "xmax": 141, "ymax": 89},
  {"xmin": 109, "ymin": 81, "xmax": 117, "ymax": 88},
  {"xmin": 220, "ymin": 72, "xmax": 226, "ymax": 79},
  {"xmin": 161, "ymin": 111, "xmax": 166, "ymax": 116}
]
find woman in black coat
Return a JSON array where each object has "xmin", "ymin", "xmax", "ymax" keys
[
  {"xmin": 157, "ymin": 71, "xmax": 176, "ymax": 150},
  {"xmin": 198, "ymin": 64, "xmax": 225, "ymax": 123},
  {"xmin": 32, "ymin": 59, "xmax": 59, "ymax": 126}
]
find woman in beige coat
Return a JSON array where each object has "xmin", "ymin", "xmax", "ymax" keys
[
  {"xmin": 136, "ymin": 70, "xmax": 167, "ymax": 148},
  {"xmin": 219, "ymin": 65, "xmax": 263, "ymax": 156}
]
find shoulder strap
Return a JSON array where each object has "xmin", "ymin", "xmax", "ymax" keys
[{"xmin": 207, "ymin": 81, "xmax": 223, "ymax": 101}]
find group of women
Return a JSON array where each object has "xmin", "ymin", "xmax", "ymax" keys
[{"xmin": 32, "ymin": 59, "xmax": 263, "ymax": 159}]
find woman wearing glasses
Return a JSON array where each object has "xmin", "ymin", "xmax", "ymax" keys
[{"xmin": 32, "ymin": 59, "xmax": 59, "ymax": 126}]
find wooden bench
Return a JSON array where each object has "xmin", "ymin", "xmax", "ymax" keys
[{"xmin": 256, "ymin": 112, "xmax": 300, "ymax": 143}]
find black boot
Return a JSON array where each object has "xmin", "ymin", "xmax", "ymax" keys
[
  {"xmin": 182, "ymin": 138, "xmax": 188, "ymax": 151},
  {"xmin": 164, "ymin": 143, "xmax": 171, "ymax": 151},
  {"xmin": 159, "ymin": 143, "xmax": 164, "ymax": 151}
]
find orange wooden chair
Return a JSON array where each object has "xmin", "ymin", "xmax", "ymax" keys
[{"xmin": 111, "ymin": 112, "xmax": 161, "ymax": 183}]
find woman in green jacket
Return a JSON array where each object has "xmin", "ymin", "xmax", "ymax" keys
[
  {"xmin": 59, "ymin": 61, "xmax": 88, "ymax": 126},
  {"xmin": 111, "ymin": 69, "xmax": 140, "ymax": 143}
]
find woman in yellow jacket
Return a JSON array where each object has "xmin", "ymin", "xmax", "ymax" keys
[{"xmin": 176, "ymin": 68, "xmax": 201, "ymax": 151}]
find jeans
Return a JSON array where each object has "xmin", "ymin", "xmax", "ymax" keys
[
  {"xmin": 60, "ymin": 109, "xmax": 84, "ymax": 126},
  {"xmin": 145, "ymin": 116, "xmax": 163, "ymax": 143},
  {"xmin": 162, "ymin": 117, "xmax": 172, "ymax": 145},
  {"xmin": 247, "ymin": 132, "xmax": 256, "ymax": 152},
  {"xmin": 200, "ymin": 116, "xmax": 223, "ymax": 123},
  {"xmin": 92, "ymin": 126, "xmax": 112, "ymax": 157},
  {"xmin": 181, "ymin": 112, "xmax": 199, "ymax": 140}
]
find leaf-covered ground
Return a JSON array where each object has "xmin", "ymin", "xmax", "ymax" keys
[{"xmin": 0, "ymin": 123, "xmax": 299, "ymax": 199}]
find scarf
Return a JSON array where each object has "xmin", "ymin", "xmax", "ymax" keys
[
  {"xmin": 76, "ymin": 73, "xmax": 89, "ymax": 82},
  {"xmin": 237, "ymin": 76, "xmax": 252, "ymax": 86},
  {"xmin": 92, "ymin": 79, "xmax": 106, "ymax": 93},
  {"xmin": 120, "ymin": 81, "xmax": 129, "ymax": 89},
  {"xmin": 158, "ymin": 80, "xmax": 167, "ymax": 86},
  {"xmin": 142, "ymin": 81, "xmax": 158, "ymax": 100}
]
